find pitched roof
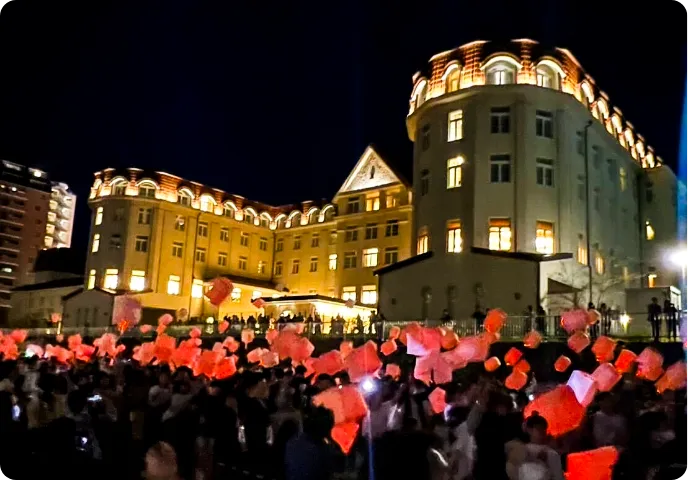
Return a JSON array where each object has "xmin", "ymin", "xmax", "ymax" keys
[
  {"xmin": 12, "ymin": 277, "xmax": 84, "ymax": 292},
  {"xmin": 335, "ymin": 145, "xmax": 409, "ymax": 199}
]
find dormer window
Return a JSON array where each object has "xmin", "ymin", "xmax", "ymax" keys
[
  {"xmin": 487, "ymin": 65, "xmax": 515, "ymax": 85},
  {"xmin": 177, "ymin": 190, "xmax": 192, "ymax": 207}
]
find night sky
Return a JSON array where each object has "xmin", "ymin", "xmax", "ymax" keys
[{"xmin": 0, "ymin": 1, "xmax": 685, "ymax": 256}]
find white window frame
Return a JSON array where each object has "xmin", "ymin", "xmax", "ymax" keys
[
  {"xmin": 130, "ymin": 270, "xmax": 146, "ymax": 292},
  {"xmin": 447, "ymin": 109, "xmax": 463, "ymax": 142},
  {"xmin": 362, "ymin": 247, "xmax": 379, "ymax": 267},
  {"xmin": 447, "ymin": 156, "xmax": 464, "ymax": 189}
]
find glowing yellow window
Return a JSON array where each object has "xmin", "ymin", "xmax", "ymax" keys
[
  {"xmin": 488, "ymin": 219, "xmax": 511, "ymax": 251},
  {"xmin": 361, "ymin": 285, "xmax": 377, "ymax": 305},
  {"xmin": 231, "ymin": 287, "xmax": 242, "ymax": 303},
  {"xmin": 87, "ymin": 269, "xmax": 96, "ymax": 290},
  {"xmin": 103, "ymin": 269, "xmax": 119, "ymax": 290},
  {"xmin": 619, "ymin": 167, "xmax": 627, "ymax": 192},
  {"xmin": 648, "ymin": 274, "xmax": 657, "ymax": 288},
  {"xmin": 129, "ymin": 270, "xmax": 146, "ymax": 292},
  {"xmin": 417, "ymin": 227, "xmax": 429, "ymax": 255},
  {"xmin": 95, "ymin": 207, "xmax": 103, "ymax": 225},
  {"xmin": 342, "ymin": 286, "xmax": 356, "ymax": 302},
  {"xmin": 535, "ymin": 222, "xmax": 554, "ymax": 254},
  {"xmin": 167, "ymin": 275, "xmax": 181, "ymax": 295},
  {"xmin": 191, "ymin": 279, "xmax": 204, "ymax": 299},
  {"xmin": 447, "ymin": 221, "xmax": 462, "ymax": 253},
  {"xmin": 578, "ymin": 246, "xmax": 588, "ymax": 265},
  {"xmin": 362, "ymin": 248, "xmax": 378, "ymax": 267},
  {"xmin": 366, "ymin": 196, "xmax": 380, "ymax": 212},
  {"xmin": 447, "ymin": 156, "xmax": 464, "ymax": 189},
  {"xmin": 645, "ymin": 221, "xmax": 655, "ymax": 240},
  {"xmin": 595, "ymin": 253, "xmax": 605, "ymax": 275},
  {"xmin": 328, "ymin": 253, "xmax": 337, "ymax": 271},
  {"xmin": 447, "ymin": 110, "xmax": 463, "ymax": 142},
  {"xmin": 91, "ymin": 234, "xmax": 100, "ymax": 253}
]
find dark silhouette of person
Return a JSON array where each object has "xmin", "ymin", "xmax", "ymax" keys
[
  {"xmin": 588, "ymin": 302, "xmax": 598, "ymax": 340},
  {"xmin": 536, "ymin": 305, "xmax": 546, "ymax": 334},
  {"xmin": 599, "ymin": 303, "xmax": 611, "ymax": 336},
  {"xmin": 647, "ymin": 297, "xmax": 663, "ymax": 342},
  {"xmin": 472, "ymin": 305, "xmax": 485, "ymax": 334},
  {"xmin": 663, "ymin": 300, "xmax": 678, "ymax": 340}
]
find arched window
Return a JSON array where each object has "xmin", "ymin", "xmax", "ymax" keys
[
  {"xmin": 484, "ymin": 56, "xmax": 520, "ymax": 85},
  {"xmin": 411, "ymin": 79, "xmax": 428, "ymax": 110},
  {"xmin": 443, "ymin": 64, "xmax": 461, "ymax": 93},
  {"xmin": 199, "ymin": 194, "xmax": 215, "ymax": 213},
  {"xmin": 138, "ymin": 180, "xmax": 157, "ymax": 198},
  {"xmin": 321, "ymin": 204, "xmax": 336, "ymax": 221},
  {"xmin": 177, "ymin": 189, "xmax": 193, "ymax": 207},
  {"xmin": 110, "ymin": 178, "xmax": 127, "ymax": 196},
  {"xmin": 244, "ymin": 208, "xmax": 256, "ymax": 225}
]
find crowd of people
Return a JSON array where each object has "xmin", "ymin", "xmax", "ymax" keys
[{"xmin": 0, "ymin": 321, "xmax": 686, "ymax": 480}]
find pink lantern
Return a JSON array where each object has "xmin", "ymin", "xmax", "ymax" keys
[
  {"xmin": 380, "ymin": 339, "xmax": 397, "ymax": 356},
  {"xmin": 567, "ymin": 370, "xmax": 597, "ymax": 407},
  {"xmin": 523, "ymin": 330, "xmax": 542, "ymax": 349},
  {"xmin": 484, "ymin": 308, "xmax": 507, "ymax": 333},
  {"xmin": 505, "ymin": 370, "xmax": 528, "ymax": 391},
  {"xmin": 591, "ymin": 336, "xmax": 616, "ymax": 363},
  {"xmin": 524, "ymin": 385, "xmax": 585, "ymax": 437},
  {"xmin": 428, "ymin": 387, "xmax": 447, "ymax": 414},
  {"xmin": 592, "ymin": 363, "xmax": 622, "ymax": 392},
  {"xmin": 504, "ymin": 347, "xmax": 523, "ymax": 367},
  {"xmin": 205, "ymin": 277, "xmax": 233, "ymax": 306},
  {"xmin": 614, "ymin": 349, "xmax": 637, "ymax": 374},
  {"xmin": 484, "ymin": 356, "xmax": 501, "ymax": 372},
  {"xmin": 561, "ymin": 309, "xmax": 589, "ymax": 334},
  {"xmin": 567, "ymin": 331, "xmax": 590, "ymax": 354}
]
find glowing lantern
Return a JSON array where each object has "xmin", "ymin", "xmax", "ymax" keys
[
  {"xmin": 484, "ymin": 308, "xmax": 507, "ymax": 333},
  {"xmin": 388, "ymin": 326, "xmax": 401, "ymax": 340},
  {"xmin": 312, "ymin": 385, "xmax": 368, "ymax": 424},
  {"xmin": 428, "ymin": 387, "xmax": 447, "ymax": 414},
  {"xmin": 505, "ymin": 370, "xmax": 528, "ymax": 391},
  {"xmin": 636, "ymin": 347, "xmax": 664, "ymax": 381},
  {"xmin": 189, "ymin": 327, "xmax": 202, "ymax": 339},
  {"xmin": 133, "ymin": 342, "xmax": 156, "ymax": 366},
  {"xmin": 74, "ymin": 344, "xmax": 96, "ymax": 362},
  {"xmin": 565, "ymin": 446, "xmax": 619, "ymax": 480},
  {"xmin": 331, "ymin": 422, "xmax": 359, "ymax": 454},
  {"xmin": 415, "ymin": 351, "xmax": 452, "ymax": 385},
  {"xmin": 260, "ymin": 351, "xmax": 279, "ymax": 368},
  {"xmin": 441, "ymin": 347, "xmax": 469, "ymax": 370},
  {"xmin": 455, "ymin": 335, "xmax": 489, "ymax": 363},
  {"xmin": 10, "ymin": 329, "xmax": 27, "ymax": 344},
  {"xmin": 655, "ymin": 361, "xmax": 687, "ymax": 393},
  {"xmin": 241, "ymin": 329, "xmax": 255, "ymax": 345},
  {"xmin": 554, "ymin": 355, "xmax": 572, "ymax": 373},
  {"xmin": 140, "ymin": 324, "xmax": 153, "ymax": 334},
  {"xmin": 113, "ymin": 296, "xmax": 142, "ymax": 326},
  {"xmin": 154, "ymin": 334, "xmax": 177, "ymax": 364},
  {"xmin": 385, "ymin": 363, "xmax": 401, "ymax": 379},
  {"xmin": 614, "ymin": 349, "xmax": 637, "ymax": 373},
  {"xmin": 25, "ymin": 344, "xmax": 44, "ymax": 358},
  {"xmin": 514, "ymin": 359, "xmax": 531, "ymax": 374},
  {"xmin": 339, "ymin": 340, "xmax": 354, "ymax": 358},
  {"xmin": 247, "ymin": 348, "xmax": 267, "ymax": 364},
  {"xmin": 524, "ymin": 385, "xmax": 586, "ymax": 437},
  {"xmin": 214, "ymin": 356, "xmax": 237, "ymax": 380},
  {"xmin": 567, "ymin": 331, "xmax": 590, "ymax": 354},
  {"xmin": 55, "ymin": 334, "xmax": 64, "ymax": 343},
  {"xmin": 567, "ymin": 370, "xmax": 597, "ymax": 407},
  {"xmin": 440, "ymin": 329, "xmax": 459, "ymax": 350},
  {"xmin": 194, "ymin": 350, "xmax": 222, "ymax": 378},
  {"xmin": 561, "ymin": 310, "xmax": 589, "ymax": 334},
  {"xmin": 592, "ymin": 363, "xmax": 622, "ymax": 392},
  {"xmin": 399, "ymin": 322, "xmax": 422, "ymax": 346},
  {"xmin": 587, "ymin": 309, "xmax": 601, "ymax": 326},
  {"xmin": 290, "ymin": 337, "xmax": 315, "ymax": 363},
  {"xmin": 265, "ymin": 328, "xmax": 279, "ymax": 344},
  {"xmin": 312, "ymin": 350, "xmax": 345, "ymax": 377},
  {"xmin": 67, "ymin": 334, "xmax": 82, "ymax": 351},
  {"xmin": 523, "ymin": 330, "xmax": 542, "ymax": 349},
  {"xmin": 205, "ymin": 277, "xmax": 233, "ymax": 306},
  {"xmin": 484, "ymin": 356, "xmax": 501, "ymax": 372},
  {"xmin": 406, "ymin": 327, "xmax": 442, "ymax": 357},
  {"xmin": 45, "ymin": 344, "xmax": 72, "ymax": 364},
  {"xmin": 218, "ymin": 321, "xmax": 229, "ymax": 334},
  {"xmin": 156, "ymin": 324, "xmax": 167, "ymax": 335},
  {"xmin": 344, "ymin": 340, "xmax": 382, "ymax": 382},
  {"xmin": 380, "ymin": 340, "xmax": 397, "ymax": 356},
  {"xmin": 158, "ymin": 313, "xmax": 174, "ymax": 326},
  {"xmin": 222, "ymin": 336, "xmax": 240, "ymax": 353},
  {"xmin": 591, "ymin": 336, "xmax": 616, "ymax": 363},
  {"xmin": 504, "ymin": 347, "xmax": 523, "ymax": 367}
]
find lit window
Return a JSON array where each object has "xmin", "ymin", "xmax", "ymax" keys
[
  {"xmin": 293, "ymin": 236, "xmax": 301, "ymax": 249},
  {"xmin": 172, "ymin": 242, "xmax": 183, "ymax": 258},
  {"xmin": 198, "ymin": 222, "xmax": 208, "ymax": 237},
  {"xmin": 274, "ymin": 261, "xmax": 283, "ymax": 276},
  {"xmin": 223, "ymin": 204, "xmax": 235, "ymax": 217},
  {"xmin": 447, "ymin": 110, "xmax": 463, "ymax": 142},
  {"xmin": 231, "ymin": 288, "xmax": 241, "ymax": 303},
  {"xmin": 309, "ymin": 257, "xmax": 318, "ymax": 272},
  {"xmin": 361, "ymin": 285, "xmax": 377, "ymax": 305},
  {"xmin": 95, "ymin": 207, "xmax": 103, "ymax": 225},
  {"xmin": 619, "ymin": 167, "xmax": 627, "ymax": 192},
  {"xmin": 446, "ymin": 69, "xmax": 460, "ymax": 92},
  {"xmin": 363, "ymin": 248, "xmax": 379, "ymax": 267},
  {"xmin": 218, "ymin": 252, "xmax": 227, "ymax": 266},
  {"xmin": 344, "ymin": 252, "xmax": 357, "ymax": 269},
  {"xmin": 112, "ymin": 182, "xmax": 126, "ymax": 196},
  {"xmin": 103, "ymin": 269, "xmax": 119, "ymax": 290},
  {"xmin": 487, "ymin": 65, "xmax": 514, "ymax": 85},
  {"xmin": 244, "ymin": 211, "xmax": 254, "ymax": 224},
  {"xmin": 238, "ymin": 256, "xmax": 247, "ymax": 270},
  {"xmin": 447, "ymin": 156, "xmax": 464, "ymax": 189},
  {"xmin": 577, "ymin": 235, "xmax": 588, "ymax": 265},
  {"xmin": 291, "ymin": 259, "xmax": 300, "ymax": 274},
  {"xmin": 488, "ymin": 219, "xmax": 511, "ymax": 251},
  {"xmin": 365, "ymin": 196, "xmax": 380, "ymax": 212},
  {"xmin": 447, "ymin": 221, "xmax": 462, "ymax": 253},
  {"xmin": 260, "ymin": 237, "xmax": 268, "ymax": 251},
  {"xmin": 87, "ymin": 269, "xmax": 96, "ymax": 290},
  {"xmin": 490, "ymin": 107, "xmax": 510, "ymax": 133},
  {"xmin": 252, "ymin": 290, "xmax": 262, "ymax": 301},
  {"xmin": 536, "ymin": 158, "xmax": 554, "ymax": 187},
  {"xmin": 91, "ymin": 234, "xmax": 100, "ymax": 253},
  {"xmin": 342, "ymin": 286, "xmax": 356, "ymax": 302},
  {"xmin": 310, "ymin": 234, "xmax": 319, "ymax": 248},
  {"xmin": 258, "ymin": 260, "xmax": 266, "ymax": 274},
  {"xmin": 191, "ymin": 279, "xmax": 204, "ymax": 299},
  {"xmin": 417, "ymin": 227, "xmax": 429, "ymax": 254},
  {"xmin": 648, "ymin": 274, "xmax": 657, "ymax": 288},
  {"xmin": 535, "ymin": 111, "xmax": 554, "ymax": 138},
  {"xmin": 195, "ymin": 248, "xmax": 206, "ymax": 262},
  {"xmin": 385, "ymin": 194, "xmax": 398, "ymax": 208},
  {"xmin": 595, "ymin": 253, "xmax": 605, "ymax": 275},
  {"xmin": 135, "ymin": 236, "xmax": 149, "ymax": 253},
  {"xmin": 200, "ymin": 196, "xmax": 214, "ymax": 212},
  {"xmin": 490, "ymin": 155, "xmax": 511, "ymax": 183},
  {"xmin": 535, "ymin": 222, "xmax": 554, "ymax": 254},
  {"xmin": 240, "ymin": 232, "xmax": 250, "ymax": 247},
  {"xmin": 328, "ymin": 253, "xmax": 337, "ymax": 270},
  {"xmin": 384, "ymin": 247, "xmax": 398, "ymax": 265},
  {"xmin": 175, "ymin": 216, "xmax": 185, "ymax": 231},
  {"xmin": 129, "ymin": 270, "xmax": 146, "ymax": 292},
  {"xmin": 220, "ymin": 228, "xmax": 229, "ymax": 242},
  {"xmin": 138, "ymin": 208, "xmax": 151, "ymax": 225},
  {"xmin": 167, "ymin": 275, "xmax": 181, "ymax": 295},
  {"xmin": 645, "ymin": 221, "xmax": 655, "ymax": 240}
]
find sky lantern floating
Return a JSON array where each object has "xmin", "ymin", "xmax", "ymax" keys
[
  {"xmin": 189, "ymin": 327, "xmax": 202, "ymax": 339},
  {"xmin": 514, "ymin": 359, "xmax": 531, "ymax": 374},
  {"xmin": 592, "ymin": 363, "xmax": 622, "ymax": 392},
  {"xmin": 556, "ymin": 354, "xmax": 573, "ymax": 374},
  {"xmin": 415, "ymin": 351, "xmax": 453, "ymax": 385},
  {"xmin": 265, "ymin": 328, "xmax": 279, "ymax": 344},
  {"xmin": 567, "ymin": 370, "xmax": 597, "ymax": 407},
  {"xmin": 194, "ymin": 349, "xmax": 223, "ymax": 377},
  {"xmin": 567, "ymin": 331, "xmax": 590, "ymax": 354},
  {"xmin": 247, "ymin": 348, "xmax": 269, "ymax": 364},
  {"xmin": 260, "ymin": 350, "xmax": 279, "ymax": 368},
  {"xmin": 406, "ymin": 327, "xmax": 442, "ymax": 356},
  {"xmin": 140, "ymin": 324, "xmax": 153, "ymax": 334},
  {"xmin": 0, "ymin": 337, "xmax": 18, "ymax": 360},
  {"xmin": 241, "ymin": 329, "xmax": 255, "ymax": 345},
  {"xmin": 505, "ymin": 370, "xmax": 528, "ymax": 391},
  {"xmin": 591, "ymin": 336, "xmax": 616, "ymax": 363},
  {"xmin": 331, "ymin": 422, "xmax": 359, "ymax": 455},
  {"xmin": 222, "ymin": 336, "xmax": 240, "ymax": 353},
  {"xmin": 117, "ymin": 320, "xmax": 129, "ymax": 335},
  {"xmin": 74, "ymin": 344, "xmax": 96, "ymax": 362},
  {"xmin": 345, "ymin": 341, "xmax": 382, "ymax": 382},
  {"xmin": 154, "ymin": 334, "xmax": 177, "ymax": 364},
  {"xmin": 218, "ymin": 320, "xmax": 229, "ymax": 334},
  {"xmin": 636, "ymin": 347, "xmax": 664, "ymax": 381},
  {"xmin": 484, "ymin": 308, "xmax": 507, "ymax": 333},
  {"xmin": 290, "ymin": 336, "xmax": 315, "ymax": 363},
  {"xmin": 205, "ymin": 277, "xmax": 233, "ymax": 306},
  {"xmin": 440, "ymin": 329, "xmax": 459, "ymax": 350},
  {"xmin": 565, "ymin": 446, "xmax": 618, "ymax": 480},
  {"xmin": 561, "ymin": 309, "xmax": 589, "ymax": 334},
  {"xmin": 484, "ymin": 356, "xmax": 501, "ymax": 372},
  {"xmin": 302, "ymin": 357, "xmax": 316, "ymax": 378},
  {"xmin": 385, "ymin": 363, "xmax": 401, "ymax": 379},
  {"xmin": 312, "ymin": 350, "xmax": 345, "ymax": 377},
  {"xmin": 45, "ymin": 344, "xmax": 72, "ymax": 364},
  {"xmin": 68, "ymin": 334, "xmax": 82, "ymax": 351},
  {"xmin": 587, "ymin": 309, "xmax": 601, "ymax": 326},
  {"xmin": 399, "ymin": 321, "xmax": 422, "ymax": 345},
  {"xmin": 113, "ymin": 296, "xmax": 142, "ymax": 327},
  {"xmin": 614, "ymin": 349, "xmax": 637, "ymax": 373},
  {"xmin": 504, "ymin": 347, "xmax": 523, "ymax": 366},
  {"xmin": 388, "ymin": 325, "xmax": 401, "ymax": 340},
  {"xmin": 428, "ymin": 387, "xmax": 447, "ymax": 414},
  {"xmin": 271, "ymin": 330, "xmax": 301, "ymax": 360},
  {"xmin": 313, "ymin": 385, "xmax": 368, "ymax": 424},
  {"xmin": 133, "ymin": 342, "xmax": 156, "ymax": 365},
  {"xmin": 655, "ymin": 361, "xmax": 687, "ymax": 393},
  {"xmin": 158, "ymin": 313, "xmax": 174, "ymax": 326},
  {"xmin": 524, "ymin": 385, "xmax": 586, "ymax": 437},
  {"xmin": 214, "ymin": 355, "xmax": 237, "ymax": 380},
  {"xmin": 380, "ymin": 339, "xmax": 397, "ymax": 356},
  {"xmin": 94, "ymin": 333, "xmax": 120, "ymax": 357},
  {"xmin": 25, "ymin": 344, "xmax": 44, "ymax": 358},
  {"xmin": 9, "ymin": 329, "xmax": 27, "ymax": 344},
  {"xmin": 454, "ymin": 335, "xmax": 489, "ymax": 363},
  {"xmin": 171, "ymin": 339, "xmax": 202, "ymax": 369},
  {"xmin": 523, "ymin": 330, "xmax": 542, "ymax": 349},
  {"xmin": 339, "ymin": 340, "xmax": 354, "ymax": 359}
]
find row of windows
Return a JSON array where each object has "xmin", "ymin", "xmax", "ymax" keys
[
  {"xmin": 345, "ymin": 193, "xmax": 399, "ymax": 214},
  {"xmin": 274, "ymin": 247, "xmax": 400, "ymax": 276},
  {"xmin": 274, "ymin": 221, "xmax": 400, "ymax": 252},
  {"xmin": 341, "ymin": 285, "xmax": 377, "ymax": 305}
]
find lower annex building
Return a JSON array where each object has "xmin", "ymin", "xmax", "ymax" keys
[{"xmin": 71, "ymin": 147, "xmax": 413, "ymax": 328}]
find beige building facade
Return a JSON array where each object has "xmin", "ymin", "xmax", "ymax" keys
[
  {"xmin": 378, "ymin": 39, "xmax": 680, "ymax": 318},
  {"xmin": 83, "ymin": 147, "xmax": 412, "ymax": 323}
]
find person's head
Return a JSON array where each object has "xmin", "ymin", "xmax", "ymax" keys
[
  {"xmin": 651, "ymin": 297, "xmax": 658, "ymax": 304},
  {"xmin": 145, "ymin": 442, "xmax": 178, "ymax": 480},
  {"xmin": 158, "ymin": 368, "xmax": 171, "ymax": 387},
  {"xmin": 315, "ymin": 374, "xmax": 334, "ymax": 391},
  {"xmin": 67, "ymin": 389, "xmax": 87, "ymax": 416},
  {"xmin": 524, "ymin": 413, "xmax": 549, "ymax": 444},
  {"xmin": 303, "ymin": 406, "xmax": 334, "ymax": 442},
  {"xmin": 245, "ymin": 373, "xmax": 269, "ymax": 399}
]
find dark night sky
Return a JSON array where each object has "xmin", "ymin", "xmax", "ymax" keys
[{"xmin": 0, "ymin": 1, "xmax": 685, "ymax": 256}]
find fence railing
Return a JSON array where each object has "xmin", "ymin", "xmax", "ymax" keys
[{"xmin": 2, "ymin": 311, "xmax": 685, "ymax": 344}]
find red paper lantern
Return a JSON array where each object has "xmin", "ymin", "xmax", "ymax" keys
[
  {"xmin": 524, "ymin": 385, "xmax": 585, "ymax": 437},
  {"xmin": 505, "ymin": 370, "xmax": 528, "ymax": 391},
  {"xmin": 313, "ymin": 385, "xmax": 368, "ymax": 424},
  {"xmin": 339, "ymin": 340, "xmax": 354, "ymax": 358},
  {"xmin": 561, "ymin": 309, "xmax": 589, "ymax": 334},
  {"xmin": 567, "ymin": 331, "xmax": 590, "ymax": 354},
  {"xmin": 567, "ymin": 370, "xmax": 597, "ymax": 407},
  {"xmin": 587, "ymin": 309, "xmax": 601, "ymax": 326},
  {"xmin": 214, "ymin": 356, "xmax": 237, "ymax": 380},
  {"xmin": 218, "ymin": 321, "xmax": 229, "ymax": 334},
  {"xmin": 385, "ymin": 363, "xmax": 401, "ymax": 379},
  {"xmin": 440, "ymin": 329, "xmax": 459, "ymax": 350},
  {"xmin": 428, "ymin": 387, "xmax": 447, "ymax": 414},
  {"xmin": 388, "ymin": 326, "xmax": 401, "ymax": 340},
  {"xmin": 399, "ymin": 322, "xmax": 422, "ymax": 346},
  {"xmin": 344, "ymin": 340, "xmax": 382, "ymax": 382},
  {"xmin": 514, "ymin": 359, "xmax": 531, "ymax": 374},
  {"xmin": 241, "ymin": 329, "xmax": 255, "ymax": 345},
  {"xmin": 636, "ymin": 347, "xmax": 664, "ymax": 381},
  {"xmin": 455, "ymin": 335, "xmax": 489, "ymax": 363},
  {"xmin": 565, "ymin": 446, "xmax": 619, "ymax": 480},
  {"xmin": 655, "ymin": 361, "xmax": 687, "ymax": 394},
  {"xmin": 484, "ymin": 308, "xmax": 507, "ymax": 333},
  {"xmin": 140, "ymin": 324, "xmax": 153, "ymax": 334},
  {"xmin": 380, "ymin": 339, "xmax": 397, "ymax": 356},
  {"xmin": 313, "ymin": 350, "xmax": 345, "ymax": 377},
  {"xmin": 331, "ymin": 422, "xmax": 359, "ymax": 455},
  {"xmin": 592, "ymin": 363, "xmax": 622, "ymax": 393},
  {"xmin": 484, "ymin": 356, "xmax": 501, "ymax": 372},
  {"xmin": 554, "ymin": 355, "xmax": 572, "ymax": 373},
  {"xmin": 523, "ymin": 330, "xmax": 542, "ymax": 349},
  {"xmin": 406, "ymin": 327, "xmax": 442, "ymax": 357},
  {"xmin": 614, "ymin": 349, "xmax": 637, "ymax": 374},
  {"xmin": 265, "ymin": 328, "xmax": 279, "ymax": 344},
  {"xmin": 504, "ymin": 347, "xmax": 523, "ymax": 367},
  {"xmin": 205, "ymin": 277, "xmax": 233, "ymax": 306},
  {"xmin": 9, "ymin": 329, "xmax": 27, "ymax": 344},
  {"xmin": 158, "ymin": 313, "xmax": 174, "ymax": 326},
  {"xmin": 591, "ymin": 336, "xmax": 616, "ymax": 363},
  {"xmin": 190, "ymin": 327, "xmax": 202, "ymax": 339}
]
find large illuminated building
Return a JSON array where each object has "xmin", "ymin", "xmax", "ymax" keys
[
  {"xmin": 377, "ymin": 39, "xmax": 680, "ymax": 321},
  {"xmin": 74, "ymin": 147, "xmax": 412, "ymax": 326}
]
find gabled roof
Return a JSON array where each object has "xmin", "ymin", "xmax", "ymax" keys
[
  {"xmin": 334, "ymin": 145, "xmax": 409, "ymax": 199},
  {"xmin": 12, "ymin": 277, "xmax": 84, "ymax": 292}
]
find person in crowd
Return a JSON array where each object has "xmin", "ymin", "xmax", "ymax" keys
[
  {"xmin": 472, "ymin": 305, "xmax": 486, "ymax": 334},
  {"xmin": 284, "ymin": 406, "xmax": 335, "ymax": 480},
  {"xmin": 648, "ymin": 297, "xmax": 663, "ymax": 342},
  {"xmin": 144, "ymin": 441, "xmax": 180, "ymax": 480},
  {"xmin": 535, "ymin": 305, "xmax": 546, "ymax": 335},
  {"xmin": 663, "ymin": 300, "xmax": 678, "ymax": 341},
  {"xmin": 591, "ymin": 392, "xmax": 628, "ymax": 448},
  {"xmin": 588, "ymin": 302, "xmax": 599, "ymax": 340}
]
